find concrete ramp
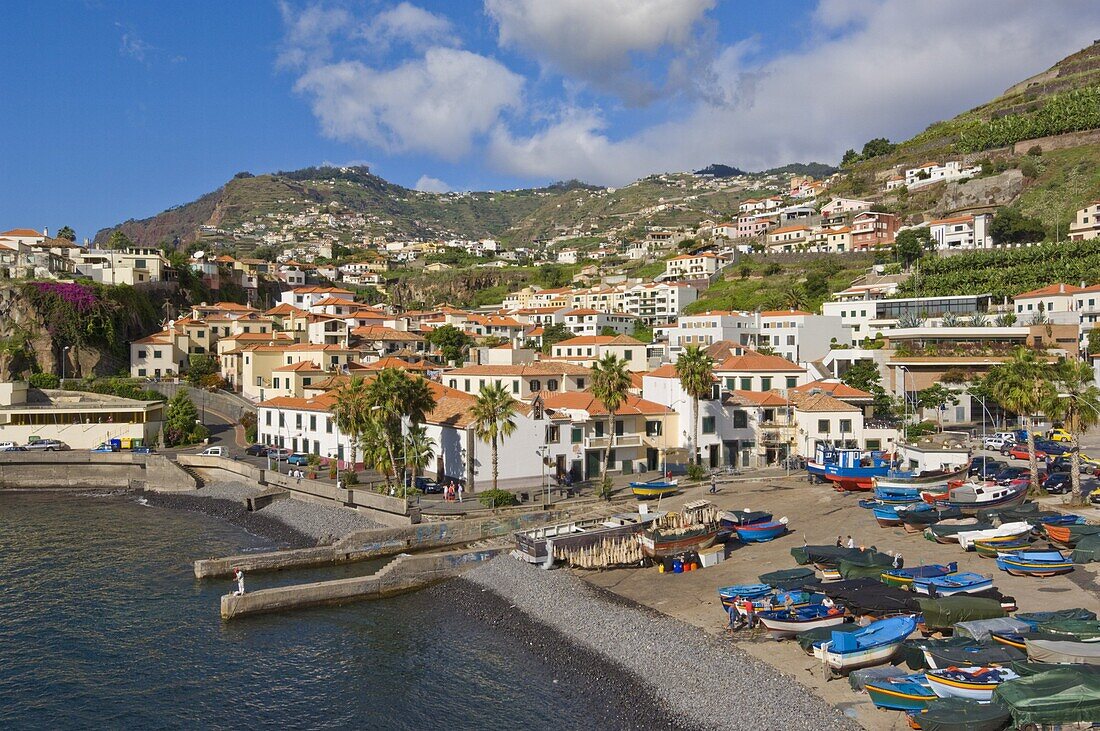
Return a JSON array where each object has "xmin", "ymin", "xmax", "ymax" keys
[{"xmin": 220, "ymin": 546, "xmax": 504, "ymax": 619}]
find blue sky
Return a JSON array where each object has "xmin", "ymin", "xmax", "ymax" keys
[{"xmin": 2, "ymin": 1, "xmax": 1099, "ymax": 241}]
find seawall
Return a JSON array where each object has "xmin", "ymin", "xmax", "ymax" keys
[
  {"xmin": 220, "ymin": 547, "xmax": 504, "ymax": 619},
  {"xmin": 0, "ymin": 451, "xmax": 195, "ymax": 492}
]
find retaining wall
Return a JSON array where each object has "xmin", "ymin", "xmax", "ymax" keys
[
  {"xmin": 0, "ymin": 452, "xmax": 195, "ymax": 492},
  {"xmin": 219, "ymin": 547, "xmax": 504, "ymax": 619},
  {"xmin": 148, "ymin": 382, "xmax": 255, "ymax": 421},
  {"xmin": 179, "ymin": 455, "xmax": 416, "ymax": 527}
]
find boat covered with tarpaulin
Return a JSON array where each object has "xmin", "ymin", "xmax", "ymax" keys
[
  {"xmin": 1072, "ymin": 533, "xmax": 1100, "ymax": 563},
  {"xmin": 955, "ymin": 521, "xmax": 1032, "ymax": 550},
  {"xmin": 1016, "ymin": 608, "xmax": 1097, "ymax": 627},
  {"xmin": 952, "ymin": 616, "xmax": 1031, "ymax": 643},
  {"xmin": 925, "ymin": 519, "xmax": 991, "ymax": 543},
  {"xmin": 789, "ymin": 545, "xmax": 893, "ymax": 568},
  {"xmin": 1042, "ymin": 522, "xmax": 1100, "ymax": 548},
  {"xmin": 905, "ymin": 697, "xmax": 1011, "ymax": 731},
  {"xmin": 916, "ymin": 596, "xmax": 1006, "ymax": 632},
  {"xmin": 922, "ymin": 642, "xmax": 1025, "ymax": 670},
  {"xmin": 897, "ymin": 505, "xmax": 962, "ymax": 531},
  {"xmin": 757, "ymin": 567, "xmax": 815, "ymax": 591},
  {"xmin": 1026, "ymin": 638, "xmax": 1100, "ymax": 665},
  {"xmin": 993, "ymin": 665, "xmax": 1100, "ymax": 727},
  {"xmin": 817, "ymin": 578, "xmax": 919, "ymax": 616},
  {"xmin": 902, "ymin": 636, "xmax": 974, "ymax": 671}
]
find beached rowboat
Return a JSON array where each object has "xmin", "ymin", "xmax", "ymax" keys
[
  {"xmin": 911, "ymin": 572, "xmax": 993, "ymax": 597},
  {"xmin": 880, "ymin": 562, "xmax": 957, "ymax": 589},
  {"xmin": 926, "ymin": 665, "xmax": 1019, "ymax": 701},
  {"xmin": 995, "ymin": 550, "xmax": 1074, "ymax": 577},
  {"xmin": 629, "ymin": 478, "xmax": 678, "ymax": 499},
  {"xmin": 756, "ymin": 604, "xmax": 848, "ymax": 638},
  {"xmin": 811, "ymin": 615, "xmax": 918, "ymax": 673}
]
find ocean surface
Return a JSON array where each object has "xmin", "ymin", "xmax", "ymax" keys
[{"xmin": 0, "ymin": 492, "xmax": 602, "ymax": 730}]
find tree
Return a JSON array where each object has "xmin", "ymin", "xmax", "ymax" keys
[
  {"xmin": 403, "ymin": 424, "xmax": 436, "ymax": 481},
  {"xmin": 106, "ymin": 229, "xmax": 134, "ymax": 250},
  {"xmin": 331, "ymin": 376, "xmax": 371, "ymax": 474},
  {"xmin": 860, "ymin": 137, "xmax": 896, "ymax": 159},
  {"xmin": 916, "ymin": 384, "xmax": 960, "ymax": 430},
  {"xmin": 894, "ymin": 228, "xmax": 933, "ymax": 267},
  {"xmin": 1087, "ymin": 329, "xmax": 1100, "ymax": 356},
  {"xmin": 186, "ymin": 354, "xmax": 218, "ymax": 386},
  {"xmin": 56, "ymin": 226, "xmax": 76, "ymax": 241},
  {"xmin": 471, "ymin": 382, "xmax": 517, "ymax": 491},
  {"xmin": 590, "ymin": 353, "xmax": 631, "ymax": 497},
  {"xmin": 540, "ymin": 323, "xmax": 572, "ymax": 354},
  {"xmin": 987, "ymin": 347, "xmax": 1055, "ymax": 494},
  {"xmin": 840, "ymin": 360, "xmax": 894, "ymax": 417},
  {"xmin": 840, "ymin": 148, "xmax": 860, "ymax": 166},
  {"xmin": 990, "ymin": 207, "xmax": 1046, "ymax": 245},
  {"xmin": 365, "ymin": 368, "xmax": 437, "ymax": 490},
  {"xmin": 1042, "ymin": 360, "xmax": 1100, "ymax": 505},
  {"xmin": 426, "ymin": 324, "xmax": 473, "ymax": 366},
  {"xmin": 675, "ymin": 345, "xmax": 714, "ymax": 466},
  {"xmin": 780, "ymin": 284, "xmax": 807, "ymax": 310},
  {"xmin": 803, "ymin": 271, "xmax": 830, "ymax": 300},
  {"xmin": 599, "ymin": 325, "xmax": 618, "ymax": 337},
  {"xmin": 164, "ymin": 390, "xmax": 202, "ymax": 447}
]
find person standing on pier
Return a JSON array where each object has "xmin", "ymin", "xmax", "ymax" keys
[{"xmin": 233, "ymin": 568, "xmax": 245, "ymax": 596}]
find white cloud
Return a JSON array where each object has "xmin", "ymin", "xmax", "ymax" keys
[
  {"xmin": 488, "ymin": 0, "xmax": 1100, "ymax": 185},
  {"xmin": 485, "ymin": 0, "xmax": 715, "ymax": 102},
  {"xmin": 295, "ymin": 48, "xmax": 524, "ymax": 159},
  {"xmin": 414, "ymin": 175, "xmax": 451, "ymax": 193},
  {"xmin": 362, "ymin": 2, "xmax": 456, "ymax": 50},
  {"xmin": 276, "ymin": 1, "xmax": 351, "ymax": 68}
]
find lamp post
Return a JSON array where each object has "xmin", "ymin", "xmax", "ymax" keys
[
  {"xmin": 61, "ymin": 345, "xmax": 70, "ymax": 383},
  {"xmin": 537, "ymin": 444, "xmax": 549, "ymax": 507}
]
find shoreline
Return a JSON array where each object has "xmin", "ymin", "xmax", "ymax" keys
[{"xmin": 459, "ymin": 557, "xmax": 862, "ymax": 731}]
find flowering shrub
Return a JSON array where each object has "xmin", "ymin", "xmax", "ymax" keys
[{"xmin": 22, "ymin": 281, "xmax": 157, "ymax": 356}]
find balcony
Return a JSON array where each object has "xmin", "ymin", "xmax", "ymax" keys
[{"xmin": 585, "ymin": 434, "xmax": 642, "ymax": 450}]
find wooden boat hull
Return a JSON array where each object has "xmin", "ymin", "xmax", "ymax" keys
[
  {"xmin": 973, "ymin": 539, "xmax": 1031, "ymax": 559},
  {"xmin": 873, "ymin": 464, "xmax": 970, "ymax": 492},
  {"xmin": 865, "ymin": 678, "xmax": 936, "ymax": 712},
  {"xmin": 757, "ymin": 611, "xmax": 846, "ymax": 638},
  {"xmin": 995, "ymin": 556, "xmax": 1074, "ymax": 576},
  {"xmin": 880, "ymin": 562, "xmax": 958, "ymax": 589},
  {"xmin": 630, "ymin": 480, "xmax": 678, "ymax": 499},
  {"xmin": 926, "ymin": 668, "xmax": 1016, "ymax": 701},
  {"xmin": 639, "ymin": 528, "xmax": 720, "ymax": 558},
  {"xmin": 733, "ymin": 521, "xmax": 787, "ymax": 543},
  {"xmin": 912, "ymin": 577, "xmax": 993, "ymax": 597},
  {"xmin": 814, "ymin": 640, "xmax": 905, "ymax": 672}
]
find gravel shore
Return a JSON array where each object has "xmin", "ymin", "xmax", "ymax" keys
[
  {"xmin": 140, "ymin": 480, "xmax": 384, "ymax": 548},
  {"xmin": 462, "ymin": 557, "xmax": 862, "ymax": 731}
]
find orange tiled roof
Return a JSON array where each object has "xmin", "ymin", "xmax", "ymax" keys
[
  {"xmin": 714, "ymin": 353, "xmax": 804, "ymax": 372},
  {"xmin": 791, "ymin": 380, "xmax": 872, "ymax": 400},
  {"xmin": 759, "ymin": 309, "xmax": 813, "ymax": 317},
  {"xmin": 1015, "ymin": 283, "xmax": 1082, "ymax": 299},
  {"xmin": 539, "ymin": 391, "xmax": 673, "ymax": 416}
]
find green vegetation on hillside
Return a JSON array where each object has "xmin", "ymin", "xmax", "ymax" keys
[
  {"xmin": 896, "ymin": 241, "xmax": 1100, "ymax": 299},
  {"xmin": 1013, "ymin": 143, "xmax": 1100, "ymax": 235},
  {"xmin": 957, "ymin": 86, "xmax": 1100, "ymax": 152}
]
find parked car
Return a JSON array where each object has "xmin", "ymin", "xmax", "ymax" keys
[
  {"xmin": 91, "ymin": 443, "xmax": 119, "ymax": 453},
  {"xmin": 1, "ymin": 445, "xmax": 28, "ymax": 451},
  {"xmin": 244, "ymin": 444, "xmax": 269, "ymax": 457},
  {"xmin": 1008, "ymin": 444, "xmax": 1045, "ymax": 460},
  {"xmin": 1034, "ymin": 439, "xmax": 1069, "ymax": 456},
  {"xmin": 969, "ymin": 458, "xmax": 1004, "ymax": 478},
  {"xmin": 1048, "ymin": 428, "xmax": 1074, "ymax": 443},
  {"xmin": 132, "ymin": 446, "xmax": 156, "ymax": 454},
  {"xmin": 199, "ymin": 446, "xmax": 225, "ymax": 457},
  {"xmin": 266, "ymin": 447, "xmax": 292, "ymax": 461},
  {"xmin": 1048, "ymin": 455, "xmax": 1096, "ymax": 474},
  {"xmin": 994, "ymin": 466, "xmax": 1032, "ymax": 485},
  {"xmin": 1043, "ymin": 472, "xmax": 1073, "ymax": 494},
  {"xmin": 1090, "ymin": 485, "xmax": 1100, "ymax": 506},
  {"xmin": 0, "ymin": 441, "xmax": 17, "ymax": 450},
  {"xmin": 287, "ymin": 453, "xmax": 311, "ymax": 466},
  {"xmin": 983, "ymin": 435, "xmax": 1010, "ymax": 451},
  {"xmin": 406, "ymin": 475, "xmax": 442, "ymax": 493},
  {"xmin": 24, "ymin": 439, "xmax": 69, "ymax": 451}
]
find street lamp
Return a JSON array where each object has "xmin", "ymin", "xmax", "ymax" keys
[
  {"xmin": 536, "ymin": 444, "xmax": 549, "ymax": 507},
  {"xmin": 61, "ymin": 345, "xmax": 70, "ymax": 383}
]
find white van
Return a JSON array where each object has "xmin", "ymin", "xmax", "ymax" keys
[
  {"xmin": 199, "ymin": 446, "xmax": 225, "ymax": 457},
  {"xmin": 983, "ymin": 432, "xmax": 1016, "ymax": 450}
]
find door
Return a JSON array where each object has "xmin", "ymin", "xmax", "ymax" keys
[
  {"xmin": 646, "ymin": 448, "xmax": 659, "ymax": 471},
  {"xmin": 621, "ymin": 458, "xmax": 633, "ymax": 475},
  {"xmin": 585, "ymin": 451, "xmax": 601, "ymax": 479},
  {"xmin": 708, "ymin": 444, "xmax": 719, "ymax": 468}
]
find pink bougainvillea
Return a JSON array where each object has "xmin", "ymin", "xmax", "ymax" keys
[{"xmin": 29, "ymin": 282, "xmax": 99, "ymax": 312}]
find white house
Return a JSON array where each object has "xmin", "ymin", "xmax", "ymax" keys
[
  {"xmin": 755, "ymin": 310, "xmax": 852, "ymax": 363},
  {"xmin": 820, "ymin": 198, "xmax": 873, "ymax": 218},
  {"xmin": 903, "ymin": 160, "xmax": 982, "ymax": 190},
  {"xmin": 664, "ymin": 253, "xmax": 720, "ymax": 280},
  {"xmin": 930, "ymin": 214, "xmax": 992, "ymax": 249},
  {"xmin": 1069, "ymin": 201, "xmax": 1100, "ymax": 241}
]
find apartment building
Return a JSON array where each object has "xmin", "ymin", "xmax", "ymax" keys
[
  {"xmin": 74, "ymin": 247, "xmax": 169, "ymax": 285},
  {"xmin": 549, "ymin": 335, "xmax": 649, "ymax": 371},
  {"xmin": 663, "ymin": 311, "xmax": 757, "ymax": 354},
  {"xmin": 756, "ymin": 310, "xmax": 851, "ymax": 362},
  {"xmin": 1069, "ymin": 201, "xmax": 1100, "ymax": 241},
  {"xmin": 560, "ymin": 309, "xmax": 638, "ymax": 337},
  {"xmin": 442, "ymin": 362, "xmax": 591, "ymax": 400},
  {"xmin": 850, "ymin": 212, "xmax": 900, "ymax": 250},
  {"xmin": 929, "ymin": 213, "xmax": 993, "ymax": 249},
  {"xmin": 663, "ymin": 252, "xmax": 720, "ymax": 280}
]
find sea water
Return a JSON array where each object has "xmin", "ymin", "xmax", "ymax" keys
[{"xmin": 0, "ymin": 492, "xmax": 602, "ymax": 729}]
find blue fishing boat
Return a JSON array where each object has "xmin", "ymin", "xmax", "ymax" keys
[
  {"xmin": 873, "ymin": 485, "xmax": 923, "ymax": 504},
  {"xmin": 872, "ymin": 504, "xmax": 906, "ymax": 528},
  {"xmin": 880, "ymin": 562, "xmax": 958, "ymax": 589},
  {"xmin": 717, "ymin": 509, "xmax": 771, "ymax": 541},
  {"xmin": 733, "ymin": 518, "xmax": 788, "ymax": 543},
  {"xmin": 995, "ymin": 550, "xmax": 1074, "ymax": 577},
  {"xmin": 717, "ymin": 584, "xmax": 772, "ymax": 608},
  {"xmin": 773, "ymin": 589, "xmax": 825, "ymax": 608},
  {"xmin": 811, "ymin": 615, "xmax": 919, "ymax": 673},
  {"xmin": 822, "ymin": 449, "xmax": 893, "ymax": 492},
  {"xmin": 912, "ymin": 572, "xmax": 993, "ymax": 597},
  {"xmin": 629, "ymin": 478, "xmax": 678, "ymax": 499},
  {"xmin": 865, "ymin": 674, "xmax": 936, "ymax": 712},
  {"xmin": 757, "ymin": 603, "xmax": 848, "ymax": 638},
  {"xmin": 805, "ymin": 444, "xmax": 835, "ymax": 483}
]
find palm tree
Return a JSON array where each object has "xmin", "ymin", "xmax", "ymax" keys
[
  {"xmin": 358, "ymin": 416, "xmax": 393, "ymax": 480},
  {"xmin": 987, "ymin": 347, "xmax": 1054, "ymax": 495},
  {"xmin": 590, "ymin": 353, "xmax": 631, "ymax": 491},
  {"xmin": 781, "ymin": 284, "xmax": 807, "ymax": 311},
  {"xmin": 404, "ymin": 424, "xmax": 436, "ymax": 481},
  {"xmin": 330, "ymin": 376, "xmax": 370, "ymax": 473},
  {"xmin": 1043, "ymin": 360, "xmax": 1100, "ymax": 504},
  {"xmin": 471, "ymin": 382, "xmax": 517, "ymax": 491},
  {"xmin": 365, "ymin": 368, "xmax": 437, "ymax": 488},
  {"xmin": 675, "ymin": 345, "xmax": 714, "ymax": 466}
]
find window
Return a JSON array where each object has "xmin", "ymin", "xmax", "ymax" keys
[
  {"xmin": 645, "ymin": 420, "xmax": 662, "ymax": 437},
  {"xmin": 576, "ymin": 378, "xmax": 585, "ymax": 389},
  {"xmin": 614, "ymin": 420, "xmax": 624, "ymax": 437},
  {"xmin": 464, "ymin": 379, "xmax": 470, "ymax": 391},
  {"xmin": 138, "ymin": 368, "xmax": 147, "ymax": 377},
  {"xmin": 839, "ymin": 419, "xmax": 852, "ymax": 433},
  {"xmin": 817, "ymin": 419, "xmax": 829, "ymax": 434},
  {"xmin": 309, "ymin": 415, "xmax": 316, "ymax": 431},
  {"xmin": 547, "ymin": 379, "xmax": 559, "ymax": 391},
  {"xmin": 546, "ymin": 425, "xmax": 560, "ymax": 443},
  {"xmin": 295, "ymin": 414, "xmax": 302, "ymax": 429},
  {"xmin": 326, "ymin": 417, "xmax": 332, "ymax": 434},
  {"xmin": 866, "ymin": 439, "xmax": 881, "ymax": 450},
  {"xmin": 479, "ymin": 380, "xmax": 485, "ymax": 389},
  {"xmin": 137, "ymin": 349, "xmax": 147, "ymax": 359},
  {"xmin": 702, "ymin": 416, "xmax": 716, "ymax": 434},
  {"xmin": 530, "ymin": 379, "xmax": 541, "ymax": 392},
  {"xmin": 512, "ymin": 381, "xmax": 519, "ymax": 394},
  {"xmin": 595, "ymin": 421, "xmax": 604, "ymax": 437},
  {"xmin": 623, "ymin": 349, "xmax": 632, "ymax": 361},
  {"xmin": 571, "ymin": 426, "xmax": 583, "ymax": 444},
  {"xmin": 760, "ymin": 377, "xmax": 772, "ymax": 391},
  {"xmin": 265, "ymin": 411, "xmax": 272, "ymax": 426},
  {"xmin": 256, "ymin": 376, "xmax": 263, "ymax": 387},
  {"xmin": 786, "ymin": 335, "xmax": 795, "ymax": 346},
  {"xmin": 786, "ymin": 376, "xmax": 797, "ymax": 388},
  {"xmin": 278, "ymin": 413, "xmax": 285, "ymax": 427},
  {"xmin": 740, "ymin": 377, "xmax": 752, "ymax": 390},
  {"xmin": 272, "ymin": 378, "xmax": 280, "ymax": 389},
  {"xmin": 733, "ymin": 411, "xmax": 747, "ymax": 429},
  {"xmin": 153, "ymin": 350, "xmax": 162, "ymax": 358}
]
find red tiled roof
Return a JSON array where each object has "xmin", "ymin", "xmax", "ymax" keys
[
  {"xmin": 714, "ymin": 353, "xmax": 804, "ymax": 372},
  {"xmin": 1015, "ymin": 283, "xmax": 1082, "ymax": 299}
]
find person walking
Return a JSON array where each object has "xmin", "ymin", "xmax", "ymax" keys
[{"xmin": 709, "ymin": 474, "xmax": 717, "ymax": 494}]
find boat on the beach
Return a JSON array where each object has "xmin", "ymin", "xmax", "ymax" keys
[
  {"xmin": 924, "ymin": 480, "xmax": 1028, "ymax": 514},
  {"xmin": 811, "ymin": 614, "xmax": 918, "ymax": 673},
  {"xmin": 1016, "ymin": 608, "xmax": 1097, "ymax": 628},
  {"xmin": 880, "ymin": 562, "xmax": 957, "ymax": 589},
  {"xmin": 956, "ymin": 521, "xmax": 1033, "ymax": 550},
  {"xmin": 926, "ymin": 665, "xmax": 1019, "ymax": 701},
  {"xmin": 973, "ymin": 537, "xmax": 1032, "ymax": 558},
  {"xmin": 717, "ymin": 509, "xmax": 771, "ymax": 527},
  {"xmin": 756, "ymin": 603, "xmax": 848, "ymax": 638},
  {"xmin": 995, "ymin": 549, "xmax": 1074, "ymax": 577},
  {"xmin": 1026, "ymin": 638, "xmax": 1100, "ymax": 665},
  {"xmin": 733, "ymin": 517, "xmax": 788, "ymax": 543},
  {"xmin": 921, "ymin": 642, "xmax": 1025, "ymax": 670},
  {"xmin": 911, "ymin": 572, "xmax": 993, "ymax": 597},
  {"xmin": 1042, "ymin": 522, "xmax": 1100, "ymax": 548},
  {"xmin": 758, "ymin": 567, "xmax": 815, "ymax": 591},
  {"xmin": 638, "ymin": 501, "xmax": 721, "ymax": 559},
  {"xmin": 871, "ymin": 504, "xmax": 906, "ymax": 528},
  {"xmin": 513, "ymin": 510, "xmax": 665, "ymax": 565},
  {"xmin": 820, "ymin": 448, "xmax": 893, "ymax": 492},
  {"xmin": 864, "ymin": 674, "xmax": 936, "ymax": 712},
  {"xmin": 873, "ymin": 485, "xmax": 923, "ymax": 504},
  {"xmin": 993, "ymin": 665, "xmax": 1100, "ymax": 728},
  {"xmin": 717, "ymin": 583, "xmax": 772, "ymax": 608},
  {"xmin": 629, "ymin": 478, "xmax": 678, "ymax": 499},
  {"xmin": 925, "ymin": 519, "xmax": 991, "ymax": 544},
  {"xmin": 897, "ymin": 504, "xmax": 962, "ymax": 533},
  {"xmin": 872, "ymin": 463, "xmax": 970, "ymax": 492},
  {"xmin": 905, "ymin": 696, "xmax": 1012, "ymax": 731}
]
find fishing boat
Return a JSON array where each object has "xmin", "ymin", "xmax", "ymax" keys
[
  {"xmin": 733, "ymin": 517, "xmax": 788, "ymax": 543},
  {"xmin": 926, "ymin": 666, "xmax": 1019, "ymax": 701},
  {"xmin": 638, "ymin": 501, "xmax": 720, "ymax": 559},
  {"xmin": 1042, "ymin": 522, "xmax": 1100, "ymax": 549},
  {"xmin": 872, "ymin": 504, "xmax": 906, "ymax": 528},
  {"xmin": 873, "ymin": 485, "xmax": 924, "ymax": 504},
  {"xmin": 921, "ymin": 642, "xmax": 1025, "ymax": 670},
  {"xmin": 897, "ymin": 504, "xmax": 962, "ymax": 533},
  {"xmin": 805, "ymin": 443, "xmax": 837, "ymax": 483},
  {"xmin": 822, "ymin": 449, "xmax": 893, "ymax": 492},
  {"xmin": 717, "ymin": 509, "xmax": 772, "ymax": 527},
  {"xmin": 717, "ymin": 583, "xmax": 772, "ymax": 608},
  {"xmin": 995, "ymin": 550, "xmax": 1074, "ymax": 577},
  {"xmin": 1026, "ymin": 638, "xmax": 1100, "ymax": 665},
  {"xmin": 956, "ymin": 521, "xmax": 1033, "ymax": 550},
  {"xmin": 927, "ymin": 481, "xmax": 1029, "ymax": 514},
  {"xmin": 925, "ymin": 519, "xmax": 991, "ymax": 544},
  {"xmin": 905, "ymin": 697, "xmax": 1012, "ymax": 731},
  {"xmin": 756, "ymin": 604, "xmax": 848, "ymax": 638},
  {"xmin": 513, "ymin": 510, "xmax": 665, "ymax": 565},
  {"xmin": 629, "ymin": 477, "xmax": 678, "ymax": 499},
  {"xmin": 865, "ymin": 674, "xmax": 936, "ymax": 712},
  {"xmin": 872, "ymin": 463, "xmax": 970, "ymax": 492},
  {"xmin": 990, "ymin": 630, "xmax": 1029, "ymax": 650},
  {"xmin": 972, "ymin": 537, "xmax": 1031, "ymax": 559},
  {"xmin": 911, "ymin": 572, "xmax": 993, "ymax": 597},
  {"xmin": 811, "ymin": 614, "xmax": 918, "ymax": 673},
  {"xmin": 880, "ymin": 562, "xmax": 957, "ymax": 589}
]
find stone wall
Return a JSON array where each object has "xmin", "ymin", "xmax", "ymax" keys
[
  {"xmin": 1013, "ymin": 128, "xmax": 1100, "ymax": 155},
  {"xmin": 148, "ymin": 382, "xmax": 255, "ymax": 422},
  {"xmin": 0, "ymin": 451, "xmax": 195, "ymax": 492}
]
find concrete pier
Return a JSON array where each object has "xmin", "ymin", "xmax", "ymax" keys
[
  {"xmin": 0, "ymin": 451, "xmax": 196, "ymax": 492},
  {"xmin": 220, "ymin": 546, "xmax": 504, "ymax": 619}
]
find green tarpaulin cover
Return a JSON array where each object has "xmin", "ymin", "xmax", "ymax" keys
[
  {"xmin": 789, "ymin": 545, "xmax": 889, "ymax": 567},
  {"xmin": 757, "ymin": 567, "xmax": 815, "ymax": 590},
  {"xmin": 917, "ymin": 596, "xmax": 1005, "ymax": 631},
  {"xmin": 910, "ymin": 697, "xmax": 1010, "ymax": 731},
  {"xmin": 1072, "ymin": 533, "xmax": 1100, "ymax": 563},
  {"xmin": 1037, "ymin": 619, "xmax": 1100, "ymax": 642},
  {"xmin": 837, "ymin": 559, "xmax": 890, "ymax": 580},
  {"xmin": 1017, "ymin": 608, "xmax": 1097, "ymax": 626},
  {"xmin": 994, "ymin": 666, "xmax": 1100, "ymax": 725},
  {"xmin": 902, "ymin": 636, "xmax": 972, "ymax": 670}
]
